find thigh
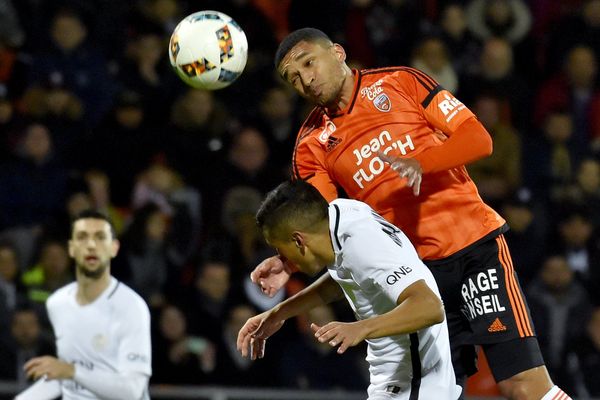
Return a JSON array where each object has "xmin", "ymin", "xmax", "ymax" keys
[
  {"xmin": 459, "ymin": 234, "xmax": 536, "ymax": 345},
  {"xmin": 482, "ymin": 336, "xmax": 545, "ymax": 382}
]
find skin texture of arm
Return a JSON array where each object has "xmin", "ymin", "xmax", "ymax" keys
[
  {"xmin": 237, "ymin": 273, "xmax": 343, "ymax": 359},
  {"xmin": 311, "ymin": 279, "xmax": 444, "ymax": 354}
]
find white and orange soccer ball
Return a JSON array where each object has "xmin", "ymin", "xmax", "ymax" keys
[{"xmin": 168, "ymin": 10, "xmax": 248, "ymax": 90}]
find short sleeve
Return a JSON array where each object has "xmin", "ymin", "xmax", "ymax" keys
[{"xmin": 342, "ymin": 218, "xmax": 430, "ymax": 304}]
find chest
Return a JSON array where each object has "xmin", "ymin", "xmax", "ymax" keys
[{"xmin": 53, "ymin": 304, "xmax": 120, "ymax": 362}]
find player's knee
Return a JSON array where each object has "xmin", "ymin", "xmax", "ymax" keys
[{"xmin": 497, "ymin": 373, "xmax": 552, "ymax": 400}]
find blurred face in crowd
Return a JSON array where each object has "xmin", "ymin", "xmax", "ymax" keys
[
  {"xmin": 559, "ymin": 214, "xmax": 593, "ymax": 247},
  {"xmin": 543, "ymin": 113, "xmax": 572, "ymax": 143},
  {"xmin": 577, "ymin": 159, "xmax": 600, "ymax": 193},
  {"xmin": 196, "ymin": 262, "xmax": 230, "ymax": 302},
  {"xmin": 229, "ymin": 127, "xmax": 269, "ymax": 174},
  {"xmin": 11, "ymin": 310, "xmax": 41, "ymax": 348},
  {"xmin": 540, "ymin": 256, "xmax": 573, "ymax": 294},
  {"xmin": 0, "ymin": 246, "xmax": 18, "ymax": 282},
  {"xmin": 414, "ymin": 38, "xmax": 449, "ymax": 72},
  {"xmin": 473, "ymin": 96, "xmax": 500, "ymax": 129},
  {"xmin": 260, "ymin": 86, "xmax": 294, "ymax": 121},
  {"xmin": 23, "ymin": 124, "xmax": 52, "ymax": 164},
  {"xmin": 69, "ymin": 218, "xmax": 118, "ymax": 280},
  {"xmin": 40, "ymin": 242, "xmax": 71, "ymax": 279},
  {"xmin": 278, "ymin": 40, "xmax": 348, "ymax": 107},
  {"xmin": 481, "ymin": 38, "xmax": 513, "ymax": 79},
  {"xmin": 441, "ymin": 4, "xmax": 467, "ymax": 38},
  {"xmin": 159, "ymin": 305, "xmax": 187, "ymax": 341},
  {"xmin": 588, "ymin": 308, "xmax": 600, "ymax": 348},
  {"xmin": 51, "ymin": 13, "xmax": 87, "ymax": 52},
  {"xmin": 566, "ymin": 46, "xmax": 597, "ymax": 88}
]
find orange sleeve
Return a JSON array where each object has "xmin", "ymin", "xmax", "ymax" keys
[
  {"xmin": 292, "ymin": 136, "xmax": 339, "ymax": 202},
  {"xmin": 392, "ymin": 69, "xmax": 492, "ymax": 173},
  {"xmin": 413, "ymin": 117, "xmax": 493, "ymax": 173}
]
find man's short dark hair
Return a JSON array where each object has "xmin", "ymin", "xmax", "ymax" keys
[
  {"xmin": 71, "ymin": 209, "xmax": 116, "ymax": 238},
  {"xmin": 274, "ymin": 28, "xmax": 332, "ymax": 70},
  {"xmin": 256, "ymin": 180, "xmax": 329, "ymax": 238}
]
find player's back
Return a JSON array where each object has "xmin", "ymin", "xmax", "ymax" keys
[{"xmin": 293, "ymin": 67, "xmax": 506, "ymax": 261}]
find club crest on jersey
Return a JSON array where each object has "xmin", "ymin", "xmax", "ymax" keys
[
  {"xmin": 318, "ymin": 120, "xmax": 337, "ymax": 144},
  {"xmin": 373, "ymin": 93, "xmax": 391, "ymax": 112},
  {"xmin": 92, "ymin": 334, "xmax": 108, "ymax": 351}
]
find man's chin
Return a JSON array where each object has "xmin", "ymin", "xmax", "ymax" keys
[{"xmin": 78, "ymin": 264, "xmax": 107, "ymax": 279}]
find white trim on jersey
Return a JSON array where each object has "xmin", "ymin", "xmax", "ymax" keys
[
  {"xmin": 46, "ymin": 277, "xmax": 152, "ymax": 400},
  {"xmin": 327, "ymin": 199, "xmax": 461, "ymax": 400}
]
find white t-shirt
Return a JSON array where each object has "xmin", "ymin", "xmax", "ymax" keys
[
  {"xmin": 328, "ymin": 199, "xmax": 460, "ymax": 399},
  {"xmin": 46, "ymin": 277, "xmax": 152, "ymax": 399}
]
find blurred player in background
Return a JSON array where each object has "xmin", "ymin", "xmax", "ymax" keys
[
  {"xmin": 24, "ymin": 210, "xmax": 151, "ymax": 400},
  {"xmin": 238, "ymin": 180, "xmax": 461, "ymax": 400},
  {"xmin": 250, "ymin": 28, "xmax": 570, "ymax": 400}
]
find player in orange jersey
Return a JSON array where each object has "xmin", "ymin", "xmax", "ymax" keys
[{"xmin": 249, "ymin": 28, "xmax": 571, "ymax": 400}]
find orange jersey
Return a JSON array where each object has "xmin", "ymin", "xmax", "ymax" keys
[{"xmin": 292, "ymin": 67, "xmax": 506, "ymax": 260}]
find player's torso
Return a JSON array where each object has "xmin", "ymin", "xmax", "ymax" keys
[
  {"xmin": 298, "ymin": 69, "xmax": 504, "ymax": 260},
  {"xmin": 51, "ymin": 292, "xmax": 122, "ymax": 398}
]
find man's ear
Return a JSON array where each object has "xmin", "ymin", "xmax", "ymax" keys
[
  {"xmin": 292, "ymin": 232, "xmax": 304, "ymax": 248},
  {"xmin": 111, "ymin": 239, "xmax": 120, "ymax": 258},
  {"xmin": 332, "ymin": 43, "xmax": 346, "ymax": 62}
]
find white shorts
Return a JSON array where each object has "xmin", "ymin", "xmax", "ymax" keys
[{"xmin": 367, "ymin": 357, "xmax": 462, "ymax": 400}]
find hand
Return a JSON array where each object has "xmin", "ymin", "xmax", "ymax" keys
[
  {"xmin": 311, "ymin": 320, "xmax": 368, "ymax": 354},
  {"xmin": 24, "ymin": 356, "xmax": 75, "ymax": 381},
  {"xmin": 250, "ymin": 255, "xmax": 294, "ymax": 297},
  {"xmin": 237, "ymin": 310, "xmax": 285, "ymax": 360},
  {"xmin": 378, "ymin": 152, "xmax": 422, "ymax": 196}
]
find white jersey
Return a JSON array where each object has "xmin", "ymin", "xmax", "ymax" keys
[
  {"xmin": 327, "ymin": 199, "xmax": 461, "ymax": 400},
  {"xmin": 46, "ymin": 277, "xmax": 152, "ymax": 400}
]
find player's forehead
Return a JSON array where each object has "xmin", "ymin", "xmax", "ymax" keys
[
  {"xmin": 72, "ymin": 218, "xmax": 111, "ymax": 235},
  {"xmin": 279, "ymin": 41, "xmax": 324, "ymax": 78}
]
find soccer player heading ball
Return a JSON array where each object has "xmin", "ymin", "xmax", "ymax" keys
[{"xmin": 250, "ymin": 28, "xmax": 571, "ymax": 400}]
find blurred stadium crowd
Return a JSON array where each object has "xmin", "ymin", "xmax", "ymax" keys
[{"xmin": 0, "ymin": 0, "xmax": 599, "ymax": 397}]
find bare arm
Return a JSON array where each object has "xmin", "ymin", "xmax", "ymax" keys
[
  {"xmin": 238, "ymin": 273, "xmax": 343, "ymax": 359},
  {"xmin": 312, "ymin": 280, "xmax": 444, "ymax": 354}
]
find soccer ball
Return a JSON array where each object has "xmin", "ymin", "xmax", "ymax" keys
[{"xmin": 168, "ymin": 10, "xmax": 248, "ymax": 90}]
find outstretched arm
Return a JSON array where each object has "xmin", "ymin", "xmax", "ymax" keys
[
  {"xmin": 238, "ymin": 273, "xmax": 343, "ymax": 359},
  {"xmin": 311, "ymin": 279, "xmax": 444, "ymax": 354}
]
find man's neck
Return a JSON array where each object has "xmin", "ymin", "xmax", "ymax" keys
[
  {"xmin": 326, "ymin": 67, "xmax": 355, "ymax": 114},
  {"xmin": 76, "ymin": 273, "xmax": 111, "ymax": 305}
]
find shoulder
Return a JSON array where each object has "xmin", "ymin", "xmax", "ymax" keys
[
  {"xmin": 329, "ymin": 200, "xmax": 376, "ymax": 244},
  {"xmin": 46, "ymin": 282, "xmax": 76, "ymax": 309},
  {"xmin": 361, "ymin": 66, "xmax": 438, "ymax": 88},
  {"xmin": 108, "ymin": 281, "xmax": 150, "ymax": 316}
]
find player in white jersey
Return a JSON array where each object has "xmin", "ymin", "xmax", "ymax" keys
[
  {"xmin": 23, "ymin": 210, "xmax": 151, "ymax": 400},
  {"xmin": 237, "ymin": 180, "xmax": 461, "ymax": 400}
]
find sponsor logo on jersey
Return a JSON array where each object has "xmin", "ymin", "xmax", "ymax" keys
[
  {"xmin": 385, "ymin": 266, "xmax": 413, "ymax": 285},
  {"xmin": 351, "ymin": 130, "xmax": 415, "ymax": 189},
  {"xmin": 92, "ymin": 334, "xmax": 107, "ymax": 351},
  {"xmin": 487, "ymin": 317, "xmax": 507, "ymax": 332},
  {"xmin": 326, "ymin": 135, "xmax": 342, "ymax": 152},
  {"xmin": 360, "ymin": 79, "xmax": 384, "ymax": 100},
  {"xmin": 460, "ymin": 269, "xmax": 506, "ymax": 321},
  {"xmin": 437, "ymin": 93, "xmax": 465, "ymax": 122},
  {"xmin": 373, "ymin": 93, "xmax": 391, "ymax": 112},
  {"xmin": 127, "ymin": 352, "xmax": 149, "ymax": 363},
  {"xmin": 318, "ymin": 120, "xmax": 337, "ymax": 144}
]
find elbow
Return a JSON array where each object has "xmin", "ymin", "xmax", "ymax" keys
[{"xmin": 424, "ymin": 295, "xmax": 445, "ymax": 326}]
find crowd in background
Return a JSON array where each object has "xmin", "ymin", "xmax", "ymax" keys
[{"xmin": 0, "ymin": 0, "xmax": 599, "ymax": 397}]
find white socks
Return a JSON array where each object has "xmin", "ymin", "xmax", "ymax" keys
[{"xmin": 540, "ymin": 385, "xmax": 572, "ymax": 400}]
